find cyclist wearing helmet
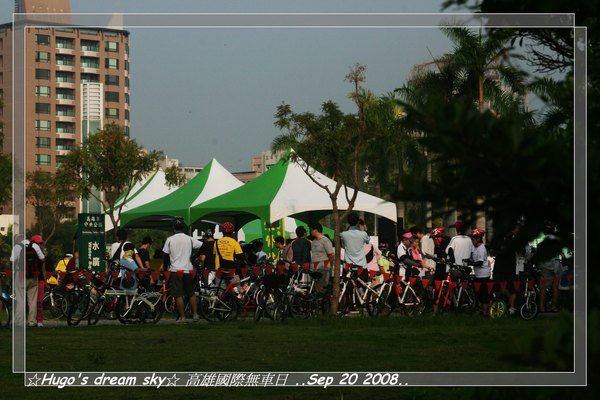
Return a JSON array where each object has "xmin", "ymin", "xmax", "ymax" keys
[
  {"xmin": 214, "ymin": 222, "xmax": 244, "ymax": 275},
  {"xmin": 469, "ymin": 228, "xmax": 490, "ymax": 316},
  {"xmin": 430, "ymin": 227, "xmax": 450, "ymax": 281},
  {"xmin": 162, "ymin": 217, "xmax": 203, "ymax": 323}
]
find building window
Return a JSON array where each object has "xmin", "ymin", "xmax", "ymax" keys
[
  {"xmin": 125, "ymin": 110, "xmax": 130, "ymax": 121},
  {"xmin": 35, "ymin": 69, "xmax": 50, "ymax": 80},
  {"xmin": 80, "ymin": 56, "xmax": 100, "ymax": 68},
  {"xmin": 35, "ymin": 86, "xmax": 51, "ymax": 97},
  {"xmin": 105, "ymin": 58, "xmax": 119, "ymax": 69},
  {"xmin": 105, "ymin": 108, "xmax": 119, "ymax": 119},
  {"xmin": 35, "ymin": 34, "xmax": 50, "ymax": 45},
  {"xmin": 35, "ymin": 103, "xmax": 51, "ymax": 114},
  {"xmin": 125, "ymin": 77, "xmax": 130, "ymax": 88},
  {"xmin": 56, "ymin": 88, "xmax": 75, "ymax": 100},
  {"xmin": 55, "ymin": 37, "xmax": 74, "ymax": 49},
  {"xmin": 80, "ymin": 73, "xmax": 99, "ymax": 83},
  {"xmin": 105, "ymin": 41, "xmax": 119, "ymax": 52},
  {"xmin": 56, "ymin": 138, "xmax": 75, "ymax": 151},
  {"xmin": 80, "ymin": 29, "xmax": 99, "ymax": 36},
  {"xmin": 35, "ymin": 154, "xmax": 51, "ymax": 166},
  {"xmin": 80, "ymin": 39, "xmax": 99, "ymax": 52},
  {"xmin": 35, "ymin": 51, "xmax": 50, "ymax": 63},
  {"xmin": 56, "ymin": 71, "xmax": 74, "ymax": 83},
  {"xmin": 125, "ymin": 60, "xmax": 129, "ymax": 71},
  {"xmin": 56, "ymin": 54, "xmax": 75, "ymax": 66},
  {"xmin": 125, "ymin": 93, "xmax": 130, "ymax": 104},
  {"xmin": 56, "ymin": 105, "xmax": 75, "ymax": 117},
  {"xmin": 56, "ymin": 122, "xmax": 75, "ymax": 133},
  {"xmin": 105, "ymin": 91, "xmax": 119, "ymax": 102},
  {"xmin": 35, "ymin": 120, "xmax": 51, "ymax": 131},
  {"xmin": 105, "ymin": 75, "xmax": 119, "ymax": 86},
  {"xmin": 36, "ymin": 137, "xmax": 51, "ymax": 148}
]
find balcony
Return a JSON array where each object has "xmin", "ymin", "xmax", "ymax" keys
[
  {"xmin": 55, "ymin": 47, "xmax": 75, "ymax": 55},
  {"xmin": 56, "ymin": 64, "xmax": 75, "ymax": 72},
  {"xmin": 81, "ymin": 50, "xmax": 100, "ymax": 57},
  {"xmin": 56, "ymin": 115, "xmax": 76, "ymax": 123},
  {"xmin": 55, "ymin": 148, "xmax": 73, "ymax": 156},
  {"xmin": 56, "ymin": 81, "xmax": 75, "ymax": 89},
  {"xmin": 56, "ymin": 131, "xmax": 75, "ymax": 139},
  {"xmin": 81, "ymin": 67, "xmax": 100, "ymax": 74},
  {"xmin": 56, "ymin": 98, "xmax": 75, "ymax": 106}
]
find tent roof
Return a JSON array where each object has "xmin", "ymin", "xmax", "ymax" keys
[
  {"xmin": 105, "ymin": 169, "xmax": 179, "ymax": 231},
  {"xmin": 119, "ymin": 158, "xmax": 243, "ymax": 228},
  {"xmin": 189, "ymin": 154, "xmax": 397, "ymax": 224}
]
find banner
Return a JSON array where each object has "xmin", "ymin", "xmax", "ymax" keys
[{"xmin": 78, "ymin": 213, "xmax": 106, "ymax": 272}]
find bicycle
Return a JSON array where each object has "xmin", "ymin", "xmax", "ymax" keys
[
  {"xmin": 371, "ymin": 255, "xmax": 428, "ymax": 317},
  {"xmin": 336, "ymin": 265, "xmax": 385, "ymax": 317}
]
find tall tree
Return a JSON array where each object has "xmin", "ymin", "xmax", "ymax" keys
[
  {"xmin": 26, "ymin": 170, "xmax": 77, "ymax": 246},
  {"xmin": 272, "ymin": 64, "xmax": 369, "ymax": 314},
  {"xmin": 57, "ymin": 124, "xmax": 163, "ymax": 238}
]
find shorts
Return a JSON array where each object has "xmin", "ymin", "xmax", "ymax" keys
[
  {"xmin": 475, "ymin": 277, "xmax": 490, "ymax": 304},
  {"xmin": 168, "ymin": 273, "xmax": 195, "ymax": 297},
  {"xmin": 540, "ymin": 268, "xmax": 558, "ymax": 286}
]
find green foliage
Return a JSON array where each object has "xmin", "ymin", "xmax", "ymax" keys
[
  {"xmin": 0, "ymin": 88, "xmax": 11, "ymax": 205},
  {"xmin": 57, "ymin": 124, "xmax": 164, "ymax": 235},
  {"xmin": 164, "ymin": 163, "xmax": 187, "ymax": 188},
  {"xmin": 27, "ymin": 170, "xmax": 78, "ymax": 246}
]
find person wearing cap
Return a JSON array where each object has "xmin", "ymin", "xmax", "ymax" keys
[
  {"xmin": 396, "ymin": 232, "xmax": 421, "ymax": 277},
  {"xmin": 446, "ymin": 220, "xmax": 474, "ymax": 267},
  {"xmin": 162, "ymin": 218, "xmax": 203, "ymax": 323}
]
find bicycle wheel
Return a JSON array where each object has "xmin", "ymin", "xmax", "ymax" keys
[
  {"xmin": 489, "ymin": 299, "xmax": 507, "ymax": 319},
  {"xmin": 216, "ymin": 292, "xmax": 240, "ymax": 321},
  {"xmin": 272, "ymin": 293, "xmax": 293, "ymax": 321},
  {"xmin": 164, "ymin": 294, "xmax": 177, "ymax": 315},
  {"xmin": 253, "ymin": 288, "xmax": 266, "ymax": 322},
  {"xmin": 519, "ymin": 299, "xmax": 538, "ymax": 320},
  {"xmin": 200, "ymin": 288, "xmax": 225, "ymax": 322},
  {"xmin": 142, "ymin": 298, "xmax": 164, "ymax": 324},
  {"xmin": 401, "ymin": 290, "xmax": 423, "ymax": 316},
  {"xmin": 67, "ymin": 291, "xmax": 91, "ymax": 326},
  {"xmin": 411, "ymin": 285, "xmax": 428, "ymax": 315},
  {"xmin": 43, "ymin": 292, "xmax": 64, "ymax": 320},
  {"xmin": 116, "ymin": 295, "xmax": 137, "ymax": 324},
  {"xmin": 365, "ymin": 285, "xmax": 383, "ymax": 317},
  {"xmin": 87, "ymin": 297, "xmax": 106, "ymax": 325},
  {"xmin": 0, "ymin": 298, "xmax": 10, "ymax": 327}
]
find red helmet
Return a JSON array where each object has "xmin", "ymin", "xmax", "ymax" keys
[
  {"xmin": 471, "ymin": 228, "xmax": 486, "ymax": 238},
  {"xmin": 30, "ymin": 234, "xmax": 44, "ymax": 244},
  {"xmin": 430, "ymin": 227, "xmax": 445, "ymax": 237},
  {"xmin": 222, "ymin": 222, "xmax": 235, "ymax": 234}
]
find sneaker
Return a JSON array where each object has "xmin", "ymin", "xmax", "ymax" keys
[
  {"xmin": 36, "ymin": 322, "xmax": 44, "ymax": 327},
  {"xmin": 175, "ymin": 318, "xmax": 187, "ymax": 324},
  {"xmin": 27, "ymin": 322, "xmax": 36, "ymax": 327},
  {"xmin": 192, "ymin": 314, "xmax": 200, "ymax": 322},
  {"xmin": 508, "ymin": 307, "xmax": 516, "ymax": 315}
]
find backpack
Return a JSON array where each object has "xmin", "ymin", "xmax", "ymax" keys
[
  {"xmin": 365, "ymin": 244, "xmax": 374, "ymax": 264},
  {"xmin": 24, "ymin": 243, "xmax": 42, "ymax": 278}
]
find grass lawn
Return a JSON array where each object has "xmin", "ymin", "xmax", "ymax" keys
[{"xmin": 0, "ymin": 313, "xmax": 580, "ymax": 399}]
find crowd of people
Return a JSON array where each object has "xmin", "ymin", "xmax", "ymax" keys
[{"xmin": 5, "ymin": 214, "xmax": 573, "ymax": 326}]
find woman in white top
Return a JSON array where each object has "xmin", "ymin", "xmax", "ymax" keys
[{"xmin": 470, "ymin": 228, "xmax": 490, "ymax": 316}]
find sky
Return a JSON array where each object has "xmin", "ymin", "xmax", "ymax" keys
[{"xmin": 1, "ymin": 0, "xmax": 464, "ymax": 172}]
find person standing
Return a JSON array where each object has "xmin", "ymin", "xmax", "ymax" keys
[
  {"xmin": 340, "ymin": 213, "xmax": 370, "ymax": 271},
  {"xmin": 214, "ymin": 222, "xmax": 245, "ymax": 276},
  {"xmin": 111, "ymin": 229, "xmax": 144, "ymax": 269},
  {"xmin": 162, "ymin": 218, "xmax": 203, "ymax": 323},
  {"xmin": 470, "ymin": 229, "xmax": 490, "ymax": 316},
  {"xmin": 137, "ymin": 236, "xmax": 153, "ymax": 270},
  {"xmin": 25, "ymin": 235, "xmax": 46, "ymax": 327},
  {"xmin": 310, "ymin": 222, "xmax": 335, "ymax": 289},
  {"xmin": 446, "ymin": 221, "xmax": 474, "ymax": 266}
]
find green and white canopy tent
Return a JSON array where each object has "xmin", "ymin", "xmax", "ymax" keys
[
  {"xmin": 105, "ymin": 169, "xmax": 179, "ymax": 232},
  {"xmin": 189, "ymin": 154, "xmax": 397, "ymax": 226},
  {"xmin": 119, "ymin": 159, "xmax": 243, "ymax": 229}
]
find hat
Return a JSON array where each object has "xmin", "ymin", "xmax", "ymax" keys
[
  {"xmin": 401, "ymin": 232, "xmax": 413, "ymax": 239},
  {"xmin": 30, "ymin": 235, "xmax": 44, "ymax": 244}
]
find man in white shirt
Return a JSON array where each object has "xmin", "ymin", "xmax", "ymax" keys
[
  {"xmin": 446, "ymin": 221, "xmax": 474, "ymax": 267},
  {"xmin": 162, "ymin": 217, "xmax": 202, "ymax": 323}
]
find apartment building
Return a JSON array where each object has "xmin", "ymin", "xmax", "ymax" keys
[{"xmin": 0, "ymin": 0, "xmax": 130, "ymax": 224}]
